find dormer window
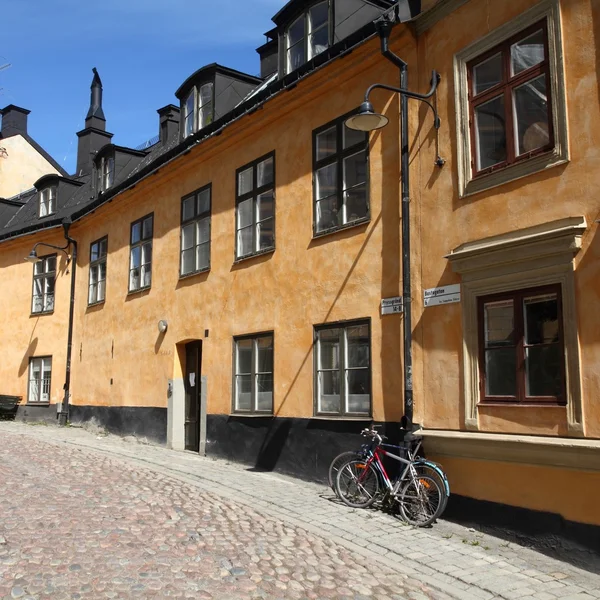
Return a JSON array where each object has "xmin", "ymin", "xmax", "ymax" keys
[
  {"xmin": 182, "ymin": 82, "xmax": 214, "ymax": 139},
  {"xmin": 38, "ymin": 187, "xmax": 56, "ymax": 218},
  {"xmin": 286, "ymin": 1, "xmax": 329, "ymax": 73},
  {"xmin": 96, "ymin": 155, "xmax": 114, "ymax": 193}
]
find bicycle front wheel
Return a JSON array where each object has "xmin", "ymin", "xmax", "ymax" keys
[
  {"xmin": 335, "ymin": 459, "xmax": 380, "ymax": 509},
  {"xmin": 328, "ymin": 451, "xmax": 360, "ymax": 492},
  {"xmin": 398, "ymin": 474, "xmax": 443, "ymax": 527}
]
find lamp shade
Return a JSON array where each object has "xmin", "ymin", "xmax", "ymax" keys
[
  {"xmin": 345, "ymin": 102, "xmax": 389, "ymax": 132},
  {"xmin": 158, "ymin": 319, "xmax": 168, "ymax": 334},
  {"xmin": 24, "ymin": 250, "xmax": 41, "ymax": 263}
]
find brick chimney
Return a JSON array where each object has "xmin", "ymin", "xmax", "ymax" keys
[
  {"xmin": 0, "ymin": 105, "xmax": 30, "ymax": 138},
  {"xmin": 76, "ymin": 68, "xmax": 113, "ymax": 177}
]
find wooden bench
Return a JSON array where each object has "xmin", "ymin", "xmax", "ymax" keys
[{"xmin": 0, "ymin": 395, "xmax": 22, "ymax": 421}]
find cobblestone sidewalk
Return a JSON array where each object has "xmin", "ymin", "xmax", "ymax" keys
[{"xmin": 1, "ymin": 422, "xmax": 598, "ymax": 600}]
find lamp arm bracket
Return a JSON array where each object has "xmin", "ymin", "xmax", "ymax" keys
[{"xmin": 32, "ymin": 241, "xmax": 71, "ymax": 262}]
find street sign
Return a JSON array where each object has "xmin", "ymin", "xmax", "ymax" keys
[
  {"xmin": 424, "ymin": 284, "xmax": 461, "ymax": 307},
  {"xmin": 381, "ymin": 296, "xmax": 403, "ymax": 315}
]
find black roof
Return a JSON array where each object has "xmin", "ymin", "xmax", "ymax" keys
[{"xmin": 175, "ymin": 63, "xmax": 262, "ymax": 100}]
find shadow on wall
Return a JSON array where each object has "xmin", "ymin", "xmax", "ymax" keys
[{"xmin": 18, "ymin": 336, "xmax": 38, "ymax": 377}]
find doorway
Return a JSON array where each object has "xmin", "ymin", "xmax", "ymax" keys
[{"xmin": 184, "ymin": 341, "xmax": 202, "ymax": 452}]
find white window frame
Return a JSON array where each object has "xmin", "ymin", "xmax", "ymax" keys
[
  {"xmin": 183, "ymin": 90, "xmax": 195, "ymax": 139},
  {"xmin": 286, "ymin": 0, "xmax": 330, "ymax": 74},
  {"xmin": 31, "ymin": 254, "xmax": 56, "ymax": 314},
  {"xmin": 197, "ymin": 83, "xmax": 214, "ymax": 130},
  {"xmin": 28, "ymin": 356, "xmax": 52, "ymax": 404},
  {"xmin": 314, "ymin": 320, "xmax": 371, "ymax": 417},
  {"xmin": 233, "ymin": 333, "xmax": 274, "ymax": 415},
  {"xmin": 38, "ymin": 186, "xmax": 56, "ymax": 218},
  {"xmin": 454, "ymin": 0, "xmax": 568, "ymax": 197},
  {"xmin": 89, "ymin": 236, "xmax": 107, "ymax": 305},
  {"xmin": 97, "ymin": 155, "xmax": 115, "ymax": 193},
  {"xmin": 129, "ymin": 214, "xmax": 153, "ymax": 292}
]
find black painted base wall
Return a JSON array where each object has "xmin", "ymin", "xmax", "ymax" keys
[
  {"xmin": 16, "ymin": 404, "xmax": 59, "ymax": 424},
  {"xmin": 69, "ymin": 405, "xmax": 167, "ymax": 444}
]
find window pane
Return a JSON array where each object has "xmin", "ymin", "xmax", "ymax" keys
[
  {"xmin": 309, "ymin": 26, "xmax": 329, "ymax": 59},
  {"xmin": 89, "ymin": 283, "xmax": 97, "ymax": 305},
  {"xmin": 347, "ymin": 370, "xmax": 370, "ymax": 414},
  {"xmin": 142, "ymin": 217, "xmax": 153, "ymax": 240},
  {"xmin": 524, "ymin": 294, "xmax": 558, "ymax": 345},
  {"xmin": 196, "ymin": 243, "xmax": 210, "ymax": 271},
  {"xmin": 288, "ymin": 44, "xmax": 305, "ymax": 72},
  {"xmin": 131, "ymin": 222, "xmax": 141, "ymax": 244},
  {"xmin": 142, "ymin": 243, "xmax": 152, "ymax": 266},
  {"xmin": 98, "ymin": 262, "xmax": 106, "ymax": 282},
  {"xmin": 319, "ymin": 328, "xmax": 340, "ymax": 370},
  {"xmin": 45, "ymin": 294, "xmax": 55, "ymax": 312},
  {"xmin": 258, "ymin": 218, "xmax": 274, "ymax": 250},
  {"xmin": 45, "ymin": 256, "xmax": 56, "ymax": 273},
  {"xmin": 181, "ymin": 248, "xmax": 195, "ymax": 275},
  {"xmin": 344, "ymin": 185, "xmax": 368, "ymax": 223},
  {"xmin": 197, "ymin": 188, "xmax": 211, "ymax": 214},
  {"xmin": 525, "ymin": 345, "xmax": 562, "ymax": 397},
  {"xmin": 235, "ymin": 375, "xmax": 252, "ymax": 411},
  {"xmin": 89, "ymin": 265, "xmax": 98, "ymax": 285},
  {"xmin": 199, "ymin": 83, "xmax": 213, "ymax": 107},
  {"xmin": 45, "ymin": 277, "xmax": 55, "ymax": 296},
  {"xmin": 130, "ymin": 246, "xmax": 141, "ymax": 269},
  {"xmin": 142, "ymin": 264, "xmax": 152, "ymax": 287},
  {"xmin": 237, "ymin": 198, "xmax": 253, "ymax": 229},
  {"xmin": 309, "ymin": 1, "xmax": 328, "ymax": 31},
  {"xmin": 316, "ymin": 126, "xmax": 336, "ymax": 161},
  {"xmin": 98, "ymin": 278, "xmax": 106, "ymax": 302},
  {"xmin": 99, "ymin": 239, "xmax": 107, "ymax": 257},
  {"xmin": 237, "ymin": 226, "xmax": 253, "ymax": 258},
  {"xmin": 256, "ymin": 374, "xmax": 273, "ymax": 412},
  {"xmin": 343, "ymin": 150, "xmax": 367, "ymax": 190},
  {"xmin": 238, "ymin": 167, "xmax": 253, "ymax": 196},
  {"xmin": 199, "ymin": 102, "xmax": 213, "ymax": 129},
  {"xmin": 182, "ymin": 196, "xmax": 195, "ymax": 221},
  {"xmin": 184, "ymin": 92, "xmax": 195, "ymax": 137},
  {"xmin": 347, "ymin": 325, "xmax": 369, "ymax": 367},
  {"xmin": 513, "ymin": 75, "xmax": 549, "ymax": 156},
  {"xmin": 287, "ymin": 15, "xmax": 305, "ymax": 47},
  {"xmin": 34, "ymin": 262, "xmax": 44, "ymax": 276},
  {"xmin": 257, "ymin": 337, "xmax": 273, "ymax": 373},
  {"xmin": 484, "ymin": 300, "xmax": 514, "ymax": 347},
  {"xmin": 475, "ymin": 95, "xmax": 507, "ymax": 170},
  {"xmin": 343, "ymin": 125, "xmax": 367, "ymax": 150},
  {"xmin": 197, "ymin": 218, "xmax": 210, "ymax": 244},
  {"xmin": 91, "ymin": 243, "xmax": 99, "ymax": 262},
  {"xmin": 316, "ymin": 197, "xmax": 339, "ymax": 232},
  {"xmin": 236, "ymin": 339, "xmax": 253, "ymax": 374},
  {"xmin": 257, "ymin": 191, "xmax": 274, "ymax": 222},
  {"xmin": 485, "ymin": 348, "xmax": 516, "ymax": 396},
  {"xmin": 511, "ymin": 29, "xmax": 545, "ymax": 76},
  {"xmin": 182, "ymin": 223, "xmax": 195, "ymax": 251},
  {"xmin": 319, "ymin": 371, "xmax": 340, "ymax": 413},
  {"xmin": 130, "ymin": 269, "xmax": 140, "ymax": 291},
  {"xmin": 257, "ymin": 157, "xmax": 274, "ymax": 188},
  {"xmin": 316, "ymin": 163, "xmax": 337, "ymax": 200},
  {"xmin": 472, "ymin": 52, "xmax": 503, "ymax": 95}
]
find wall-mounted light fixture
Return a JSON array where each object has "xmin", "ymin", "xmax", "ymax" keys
[{"xmin": 158, "ymin": 320, "xmax": 168, "ymax": 334}]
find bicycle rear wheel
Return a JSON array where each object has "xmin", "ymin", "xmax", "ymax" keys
[
  {"xmin": 335, "ymin": 459, "xmax": 380, "ymax": 509},
  {"xmin": 398, "ymin": 474, "xmax": 443, "ymax": 527},
  {"xmin": 328, "ymin": 451, "xmax": 360, "ymax": 492},
  {"xmin": 412, "ymin": 461, "xmax": 450, "ymax": 515}
]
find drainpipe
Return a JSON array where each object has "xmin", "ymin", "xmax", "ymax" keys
[{"xmin": 59, "ymin": 217, "xmax": 77, "ymax": 427}]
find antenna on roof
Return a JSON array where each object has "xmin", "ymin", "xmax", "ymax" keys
[{"xmin": 0, "ymin": 59, "xmax": 11, "ymax": 96}]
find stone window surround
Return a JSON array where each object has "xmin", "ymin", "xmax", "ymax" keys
[
  {"xmin": 454, "ymin": 0, "xmax": 568, "ymax": 198},
  {"xmin": 446, "ymin": 215, "xmax": 587, "ymax": 436}
]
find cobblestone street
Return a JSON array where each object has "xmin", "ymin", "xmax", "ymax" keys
[{"xmin": 0, "ymin": 422, "xmax": 598, "ymax": 600}]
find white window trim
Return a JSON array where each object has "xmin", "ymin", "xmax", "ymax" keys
[
  {"xmin": 38, "ymin": 187, "xmax": 56, "ymax": 218},
  {"xmin": 454, "ymin": 0, "xmax": 568, "ymax": 197},
  {"xmin": 28, "ymin": 356, "xmax": 52, "ymax": 404},
  {"xmin": 446, "ymin": 216, "xmax": 587, "ymax": 436}
]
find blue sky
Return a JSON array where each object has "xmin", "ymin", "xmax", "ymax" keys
[{"xmin": 1, "ymin": 0, "xmax": 282, "ymax": 175}]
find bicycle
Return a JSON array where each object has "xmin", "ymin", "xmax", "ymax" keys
[
  {"xmin": 334, "ymin": 428, "xmax": 448, "ymax": 527},
  {"xmin": 328, "ymin": 428, "xmax": 450, "ymax": 514}
]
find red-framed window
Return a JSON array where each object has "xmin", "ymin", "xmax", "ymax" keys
[{"xmin": 467, "ymin": 20, "xmax": 554, "ymax": 176}]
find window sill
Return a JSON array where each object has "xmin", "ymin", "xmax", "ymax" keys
[
  {"xmin": 25, "ymin": 402, "xmax": 50, "ymax": 407},
  {"xmin": 312, "ymin": 217, "xmax": 370, "ymax": 240},
  {"xmin": 311, "ymin": 415, "xmax": 372, "ymax": 421},
  {"xmin": 228, "ymin": 413, "xmax": 274, "ymax": 418},
  {"xmin": 461, "ymin": 149, "xmax": 568, "ymax": 198},
  {"xmin": 30, "ymin": 310, "xmax": 54, "ymax": 317},
  {"xmin": 127, "ymin": 286, "xmax": 151, "ymax": 297},
  {"xmin": 179, "ymin": 267, "xmax": 210, "ymax": 281},
  {"xmin": 233, "ymin": 247, "xmax": 275, "ymax": 265},
  {"xmin": 87, "ymin": 300, "xmax": 105, "ymax": 308},
  {"xmin": 478, "ymin": 401, "xmax": 567, "ymax": 408}
]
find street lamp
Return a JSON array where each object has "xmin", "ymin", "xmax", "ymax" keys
[
  {"xmin": 345, "ymin": 18, "xmax": 444, "ymax": 434},
  {"xmin": 24, "ymin": 218, "xmax": 77, "ymax": 427}
]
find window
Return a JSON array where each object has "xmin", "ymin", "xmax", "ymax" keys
[
  {"xmin": 181, "ymin": 185, "xmax": 211, "ymax": 276},
  {"xmin": 314, "ymin": 320, "xmax": 371, "ymax": 417},
  {"xmin": 129, "ymin": 214, "xmax": 153, "ymax": 292},
  {"xmin": 31, "ymin": 254, "xmax": 56, "ymax": 314},
  {"xmin": 89, "ymin": 237, "xmax": 107, "ymax": 305},
  {"xmin": 182, "ymin": 83, "xmax": 214, "ymax": 139},
  {"xmin": 233, "ymin": 333, "xmax": 274, "ymax": 414},
  {"xmin": 28, "ymin": 357, "xmax": 52, "ymax": 404},
  {"xmin": 468, "ymin": 22, "xmax": 552, "ymax": 175},
  {"xmin": 479, "ymin": 286, "xmax": 564, "ymax": 404},
  {"xmin": 39, "ymin": 187, "xmax": 56, "ymax": 218},
  {"xmin": 97, "ymin": 155, "xmax": 115, "ymax": 192},
  {"xmin": 454, "ymin": 0, "xmax": 568, "ymax": 196},
  {"xmin": 236, "ymin": 153, "xmax": 275, "ymax": 259},
  {"xmin": 286, "ymin": 1, "xmax": 329, "ymax": 73},
  {"xmin": 313, "ymin": 114, "xmax": 369, "ymax": 234}
]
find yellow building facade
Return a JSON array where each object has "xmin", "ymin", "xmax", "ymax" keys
[{"xmin": 1, "ymin": 0, "xmax": 598, "ymax": 548}]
